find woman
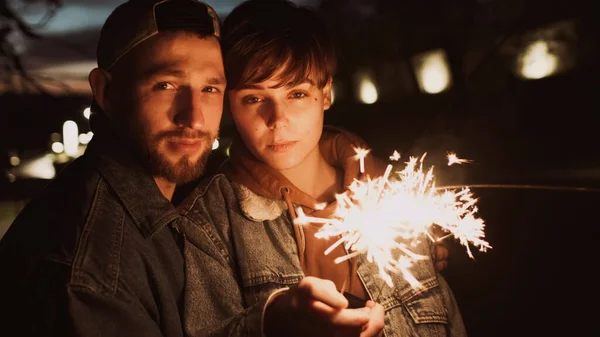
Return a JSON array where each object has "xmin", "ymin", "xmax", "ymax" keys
[{"xmin": 203, "ymin": 0, "xmax": 466, "ymax": 335}]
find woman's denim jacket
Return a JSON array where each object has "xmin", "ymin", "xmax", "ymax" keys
[{"xmin": 181, "ymin": 174, "xmax": 467, "ymax": 337}]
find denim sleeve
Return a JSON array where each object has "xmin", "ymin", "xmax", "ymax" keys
[
  {"xmin": 0, "ymin": 259, "xmax": 166, "ymax": 337},
  {"xmin": 66, "ymin": 286, "xmax": 166, "ymax": 337},
  {"xmin": 180, "ymin": 220, "xmax": 271, "ymax": 337}
]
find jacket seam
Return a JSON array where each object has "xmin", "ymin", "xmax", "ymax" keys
[
  {"xmin": 182, "ymin": 174, "xmax": 223, "ymax": 214},
  {"xmin": 70, "ymin": 178, "xmax": 104, "ymax": 286},
  {"xmin": 108, "ymin": 201, "xmax": 125, "ymax": 294},
  {"xmin": 184, "ymin": 214, "xmax": 232, "ymax": 269}
]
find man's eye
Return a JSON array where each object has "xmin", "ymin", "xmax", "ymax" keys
[
  {"xmin": 202, "ymin": 86, "xmax": 219, "ymax": 93},
  {"xmin": 154, "ymin": 82, "xmax": 175, "ymax": 90}
]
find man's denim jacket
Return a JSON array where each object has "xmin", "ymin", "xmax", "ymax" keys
[
  {"xmin": 182, "ymin": 177, "xmax": 468, "ymax": 337},
  {"xmin": 0, "ymin": 122, "xmax": 234, "ymax": 336}
]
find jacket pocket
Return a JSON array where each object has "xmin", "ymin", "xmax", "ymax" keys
[
  {"xmin": 403, "ymin": 285, "xmax": 449, "ymax": 324},
  {"xmin": 381, "ymin": 277, "xmax": 449, "ymax": 337},
  {"xmin": 392, "ymin": 276, "xmax": 448, "ymax": 324}
]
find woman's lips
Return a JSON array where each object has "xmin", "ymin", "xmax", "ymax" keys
[{"xmin": 267, "ymin": 141, "xmax": 298, "ymax": 152}]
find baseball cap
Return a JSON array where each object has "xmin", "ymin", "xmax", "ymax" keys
[{"xmin": 97, "ymin": 0, "xmax": 221, "ymax": 70}]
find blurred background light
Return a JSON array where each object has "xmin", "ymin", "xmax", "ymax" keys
[{"xmin": 412, "ymin": 49, "xmax": 453, "ymax": 94}]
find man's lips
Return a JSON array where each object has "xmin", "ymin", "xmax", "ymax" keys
[{"xmin": 166, "ymin": 138, "xmax": 205, "ymax": 152}]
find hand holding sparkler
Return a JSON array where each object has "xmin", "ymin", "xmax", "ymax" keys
[{"xmin": 263, "ymin": 277, "xmax": 384, "ymax": 337}]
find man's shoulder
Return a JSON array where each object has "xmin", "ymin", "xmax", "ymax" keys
[
  {"xmin": 1, "ymin": 156, "xmax": 103, "ymax": 256},
  {"xmin": 0, "ymin": 155, "xmax": 144, "ymax": 292}
]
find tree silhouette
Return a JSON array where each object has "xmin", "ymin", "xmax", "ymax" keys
[{"xmin": 1, "ymin": 0, "xmax": 62, "ymax": 94}]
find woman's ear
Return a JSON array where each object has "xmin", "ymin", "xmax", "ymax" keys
[
  {"xmin": 88, "ymin": 68, "xmax": 112, "ymax": 116},
  {"xmin": 322, "ymin": 77, "xmax": 333, "ymax": 110}
]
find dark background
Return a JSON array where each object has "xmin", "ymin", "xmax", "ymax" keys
[{"xmin": 2, "ymin": 0, "xmax": 599, "ymax": 335}]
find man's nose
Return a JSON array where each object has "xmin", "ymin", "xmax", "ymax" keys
[{"xmin": 174, "ymin": 88, "xmax": 205, "ymax": 130}]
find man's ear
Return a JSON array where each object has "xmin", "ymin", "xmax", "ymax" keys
[
  {"xmin": 322, "ymin": 77, "xmax": 333, "ymax": 110},
  {"xmin": 89, "ymin": 68, "xmax": 112, "ymax": 116}
]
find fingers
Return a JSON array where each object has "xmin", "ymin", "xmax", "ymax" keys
[
  {"xmin": 297, "ymin": 276, "xmax": 348, "ymax": 309},
  {"xmin": 360, "ymin": 302, "xmax": 385, "ymax": 337},
  {"xmin": 266, "ymin": 279, "xmax": 375, "ymax": 337},
  {"xmin": 435, "ymin": 259, "xmax": 448, "ymax": 272},
  {"xmin": 435, "ymin": 244, "xmax": 449, "ymax": 260},
  {"xmin": 316, "ymin": 305, "xmax": 370, "ymax": 327},
  {"xmin": 434, "ymin": 244, "xmax": 449, "ymax": 271}
]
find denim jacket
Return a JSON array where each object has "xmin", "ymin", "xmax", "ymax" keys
[
  {"xmin": 181, "ymin": 176, "xmax": 468, "ymax": 337},
  {"xmin": 0, "ymin": 116, "xmax": 232, "ymax": 337}
]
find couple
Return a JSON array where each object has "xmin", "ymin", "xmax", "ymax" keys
[{"xmin": 0, "ymin": 0, "xmax": 466, "ymax": 336}]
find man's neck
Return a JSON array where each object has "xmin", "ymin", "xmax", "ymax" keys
[
  {"xmin": 154, "ymin": 176, "xmax": 176, "ymax": 201},
  {"xmin": 280, "ymin": 149, "xmax": 343, "ymax": 203}
]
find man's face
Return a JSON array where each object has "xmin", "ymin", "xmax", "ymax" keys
[
  {"xmin": 228, "ymin": 73, "xmax": 331, "ymax": 172},
  {"xmin": 108, "ymin": 32, "xmax": 225, "ymax": 184}
]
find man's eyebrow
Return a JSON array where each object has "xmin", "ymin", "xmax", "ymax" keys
[
  {"xmin": 140, "ymin": 63, "xmax": 186, "ymax": 80},
  {"xmin": 207, "ymin": 76, "xmax": 226, "ymax": 85},
  {"xmin": 139, "ymin": 63, "xmax": 226, "ymax": 86}
]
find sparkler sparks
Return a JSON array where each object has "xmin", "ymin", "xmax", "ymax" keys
[
  {"xmin": 294, "ymin": 150, "xmax": 491, "ymax": 289},
  {"xmin": 353, "ymin": 147, "xmax": 371, "ymax": 173},
  {"xmin": 446, "ymin": 152, "xmax": 473, "ymax": 166}
]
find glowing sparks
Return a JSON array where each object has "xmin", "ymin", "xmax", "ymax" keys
[
  {"xmin": 353, "ymin": 147, "xmax": 371, "ymax": 173},
  {"xmin": 314, "ymin": 202, "xmax": 327, "ymax": 211},
  {"xmin": 389, "ymin": 150, "xmax": 401, "ymax": 161},
  {"xmin": 294, "ymin": 151, "xmax": 491, "ymax": 289},
  {"xmin": 446, "ymin": 152, "xmax": 473, "ymax": 166}
]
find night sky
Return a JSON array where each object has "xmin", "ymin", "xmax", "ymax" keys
[{"xmin": 4, "ymin": 0, "xmax": 318, "ymax": 93}]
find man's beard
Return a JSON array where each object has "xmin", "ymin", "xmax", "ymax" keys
[
  {"xmin": 124, "ymin": 118, "xmax": 216, "ymax": 185},
  {"xmin": 146, "ymin": 129, "xmax": 215, "ymax": 185}
]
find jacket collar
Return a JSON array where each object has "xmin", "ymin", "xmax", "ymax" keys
[{"xmin": 85, "ymin": 113, "xmax": 201, "ymax": 238}]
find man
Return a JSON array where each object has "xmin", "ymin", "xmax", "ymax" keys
[{"xmin": 0, "ymin": 1, "xmax": 227, "ymax": 335}]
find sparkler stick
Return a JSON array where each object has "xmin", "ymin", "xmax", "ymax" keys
[{"xmin": 437, "ymin": 184, "xmax": 600, "ymax": 193}]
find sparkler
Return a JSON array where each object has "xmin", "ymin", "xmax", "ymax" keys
[
  {"xmin": 294, "ymin": 149, "xmax": 491, "ymax": 289},
  {"xmin": 389, "ymin": 150, "xmax": 401, "ymax": 161},
  {"xmin": 446, "ymin": 152, "xmax": 473, "ymax": 166},
  {"xmin": 353, "ymin": 147, "xmax": 371, "ymax": 173}
]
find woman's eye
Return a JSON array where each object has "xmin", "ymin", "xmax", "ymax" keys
[
  {"xmin": 291, "ymin": 92, "xmax": 307, "ymax": 99},
  {"xmin": 243, "ymin": 96, "xmax": 262, "ymax": 104}
]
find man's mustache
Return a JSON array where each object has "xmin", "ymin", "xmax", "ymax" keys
[{"xmin": 154, "ymin": 129, "xmax": 213, "ymax": 141}]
